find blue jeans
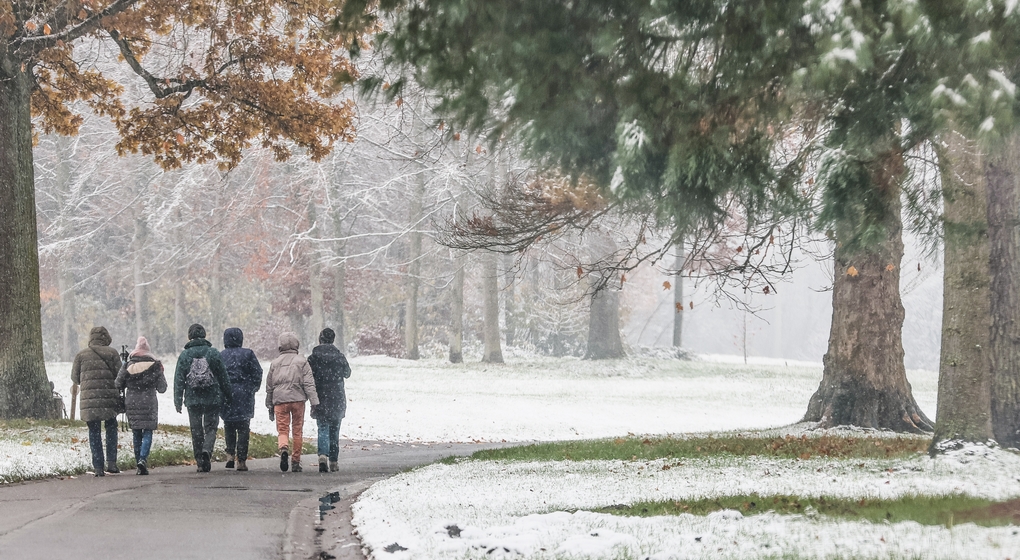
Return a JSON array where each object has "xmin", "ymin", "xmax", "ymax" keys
[
  {"xmin": 316, "ymin": 417, "xmax": 342, "ymax": 461},
  {"xmin": 132, "ymin": 429, "xmax": 153, "ymax": 464},
  {"xmin": 86, "ymin": 418, "xmax": 118, "ymax": 472}
]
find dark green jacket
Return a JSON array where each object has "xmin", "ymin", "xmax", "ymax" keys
[{"xmin": 174, "ymin": 338, "xmax": 232, "ymax": 411}]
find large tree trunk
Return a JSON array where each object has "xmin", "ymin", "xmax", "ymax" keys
[
  {"xmin": 931, "ymin": 132, "xmax": 994, "ymax": 449},
  {"xmin": 803, "ymin": 149, "xmax": 932, "ymax": 433},
  {"xmin": 987, "ymin": 132, "xmax": 1020, "ymax": 448},
  {"xmin": 449, "ymin": 252, "xmax": 465, "ymax": 363},
  {"xmin": 673, "ymin": 240, "xmax": 685, "ymax": 348},
  {"xmin": 481, "ymin": 251, "xmax": 503, "ymax": 363},
  {"xmin": 585, "ymin": 286, "xmax": 625, "ymax": 359},
  {"xmin": 0, "ymin": 61, "xmax": 54, "ymax": 418}
]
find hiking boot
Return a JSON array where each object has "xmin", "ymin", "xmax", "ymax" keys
[
  {"xmin": 279, "ymin": 448, "xmax": 289, "ymax": 472},
  {"xmin": 136, "ymin": 460, "xmax": 148, "ymax": 476},
  {"xmin": 291, "ymin": 461, "xmax": 302, "ymax": 473},
  {"xmin": 200, "ymin": 451, "xmax": 211, "ymax": 472},
  {"xmin": 236, "ymin": 459, "xmax": 248, "ymax": 472},
  {"xmin": 93, "ymin": 470, "xmax": 105, "ymax": 477},
  {"xmin": 225, "ymin": 454, "xmax": 235, "ymax": 469},
  {"xmin": 318, "ymin": 455, "xmax": 328, "ymax": 473},
  {"xmin": 106, "ymin": 464, "xmax": 120, "ymax": 474},
  {"xmin": 329, "ymin": 460, "xmax": 338, "ymax": 472}
]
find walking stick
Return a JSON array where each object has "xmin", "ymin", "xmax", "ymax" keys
[{"xmin": 70, "ymin": 383, "xmax": 78, "ymax": 420}]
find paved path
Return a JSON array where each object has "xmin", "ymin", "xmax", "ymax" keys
[{"xmin": 0, "ymin": 441, "xmax": 498, "ymax": 560}]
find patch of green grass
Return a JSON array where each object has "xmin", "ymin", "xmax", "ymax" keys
[
  {"xmin": 594, "ymin": 494, "xmax": 1018, "ymax": 528},
  {"xmin": 114, "ymin": 427, "xmax": 315, "ymax": 469},
  {"xmin": 470, "ymin": 434, "xmax": 928, "ymax": 462}
]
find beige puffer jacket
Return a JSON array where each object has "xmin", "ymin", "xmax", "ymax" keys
[{"xmin": 265, "ymin": 332, "xmax": 319, "ymax": 407}]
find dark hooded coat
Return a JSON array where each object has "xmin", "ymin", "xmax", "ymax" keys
[
  {"xmin": 115, "ymin": 356, "xmax": 168, "ymax": 430},
  {"xmin": 307, "ymin": 344, "xmax": 351, "ymax": 420},
  {"xmin": 173, "ymin": 338, "xmax": 232, "ymax": 411},
  {"xmin": 71, "ymin": 327, "xmax": 123, "ymax": 422},
  {"xmin": 219, "ymin": 328, "xmax": 263, "ymax": 422}
]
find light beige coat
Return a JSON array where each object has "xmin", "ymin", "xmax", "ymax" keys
[{"xmin": 265, "ymin": 332, "xmax": 320, "ymax": 407}]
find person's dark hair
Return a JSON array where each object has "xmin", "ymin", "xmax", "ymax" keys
[
  {"xmin": 188, "ymin": 323, "xmax": 207, "ymax": 340},
  {"xmin": 319, "ymin": 328, "xmax": 336, "ymax": 344}
]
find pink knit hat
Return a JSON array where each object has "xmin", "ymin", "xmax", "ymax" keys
[{"xmin": 129, "ymin": 336, "xmax": 154, "ymax": 358}]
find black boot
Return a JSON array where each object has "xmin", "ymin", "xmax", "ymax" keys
[
  {"xmin": 279, "ymin": 448, "xmax": 289, "ymax": 472},
  {"xmin": 200, "ymin": 451, "xmax": 211, "ymax": 472},
  {"xmin": 136, "ymin": 460, "xmax": 148, "ymax": 475},
  {"xmin": 225, "ymin": 454, "xmax": 235, "ymax": 469}
]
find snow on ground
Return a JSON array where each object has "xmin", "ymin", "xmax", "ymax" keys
[
  {"xmin": 46, "ymin": 354, "xmax": 937, "ymax": 443},
  {"xmin": 38, "ymin": 354, "xmax": 968, "ymax": 559},
  {"xmin": 352, "ymin": 444, "xmax": 1020, "ymax": 559},
  {"xmin": 0, "ymin": 424, "xmax": 193, "ymax": 482}
]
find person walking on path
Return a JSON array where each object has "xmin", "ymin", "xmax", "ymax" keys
[
  {"xmin": 174, "ymin": 324, "xmax": 232, "ymax": 473},
  {"xmin": 115, "ymin": 336, "xmax": 167, "ymax": 475},
  {"xmin": 71, "ymin": 326, "xmax": 123, "ymax": 476},
  {"xmin": 307, "ymin": 328, "xmax": 351, "ymax": 473},
  {"xmin": 219, "ymin": 327, "xmax": 263, "ymax": 472},
  {"xmin": 266, "ymin": 332, "xmax": 319, "ymax": 473}
]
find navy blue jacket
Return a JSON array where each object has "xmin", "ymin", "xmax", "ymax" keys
[
  {"xmin": 219, "ymin": 328, "xmax": 263, "ymax": 422},
  {"xmin": 307, "ymin": 344, "xmax": 351, "ymax": 420}
]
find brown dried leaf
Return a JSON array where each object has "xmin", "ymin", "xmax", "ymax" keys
[
  {"xmin": 847, "ymin": 266, "xmax": 859, "ymax": 277},
  {"xmin": 662, "ymin": 281, "xmax": 671, "ymax": 291}
]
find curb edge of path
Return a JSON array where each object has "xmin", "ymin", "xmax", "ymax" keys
[{"xmin": 285, "ymin": 479, "xmax": 378, "ymax": 560}]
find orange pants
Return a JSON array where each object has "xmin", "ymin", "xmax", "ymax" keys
[{"xmin": 274, "ymin": 402, "xmax": 305, "ymax": 463}]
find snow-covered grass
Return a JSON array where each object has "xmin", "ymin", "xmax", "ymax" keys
[
  {"xmin": 47, "ymin": 354, "xmax": 938, "ymax": 443},
  {"xmin": 42, "ymin": 353, "xmax": 983, "ymax": 559},
  {"xmin": 352, "ymin": 442, "xmax": 1020, "ymax": 559},
  {"xmin": 0, "ymin": 420, "xmax": 194, "ymax": 483}
]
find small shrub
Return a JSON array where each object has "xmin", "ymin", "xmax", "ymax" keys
[{"xmin": 353, "ymin": 324, "xmax": 404, "ymax": 357}]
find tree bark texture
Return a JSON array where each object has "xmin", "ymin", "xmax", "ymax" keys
[
  {"xmin": 987, "ymin": 132, "xmax": 1020, "ymax": 448},
  {"xmin": 585, "ymin": 286, "xmax": 625, "ymax": 359},
  {"xmin": 931, "ymin": 132, "xmax": 994, "ymax": 449},
  {"xmin": 481, "ymin": 251, "xmax": 503, "ymax": 363},
  {"xmin": 803, "ymin": 149, "xmax": 932, "ymax": 433},
  {"xmin": 450, "ymin": 253, "xmax": 465, "ymax": 363},
  {"xmin": 673, "ymin": 240, "xmax": 685, "ymax": 348},
  {"xmin": 0, "ymin": 61, "xmax": 55, "ymax": 418}
]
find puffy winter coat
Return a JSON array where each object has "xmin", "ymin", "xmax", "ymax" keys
[
  {"xmin": 115, "ymin": 356, "xmax": 168, "ymax": 430},
  {"xmin": 265, "ymin": 332, "xmax": 319, "ymax": 408},
  {"xmin": 71, "ymin": 327, "xmax": 122, "ymax": 422},
  {"xmin": 307, "ymin": 343, "xmax": 351, "ymax": 420},
  {"xmin": 219, "ymin": 328, "xmax": 263, "ymax": 422},
  {"xmin": 173, "ymin": 338, "xmax": 232, "ymax": 411}
]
